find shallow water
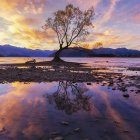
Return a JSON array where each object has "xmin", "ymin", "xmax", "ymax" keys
[
  {"xmin": 0, "ymin": 57, "xmax": 140, "ymax": 67},
  {"xmin": 0, "ymin": 58, "xmax": 140, "ymax": 140},
  {"xmin": 0, "ymin": 57, "xmax": 140, "ymax": 75}
]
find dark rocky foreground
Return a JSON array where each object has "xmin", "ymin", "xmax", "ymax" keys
[
  {"xmin": 0, "ymin": 61, "xmax": 94, "ymax": 83},
  {"xmin": 0, "ymin": 61, "xmax": 139, "ymax": 94}
]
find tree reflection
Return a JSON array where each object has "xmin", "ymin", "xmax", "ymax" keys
[{"xmin": 47, "ymin": 81, "xmax": 91, "ymax": 114}]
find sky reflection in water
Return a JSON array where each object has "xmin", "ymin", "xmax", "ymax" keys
[{"xmin": 0, "ymin": 81, "xmax": 139, "ymax": 140}]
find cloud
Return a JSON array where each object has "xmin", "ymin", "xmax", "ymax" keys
[
  {"xmin": 0, "ymin": 0, "xmax": 52, "ymax": 49},
  {"xmin": 67, "ymin": 0, "xmax": 101, "ymax": 10},
  {"xmin": 0, "ymin": 0, "xmax": 47, "ymax": 15},
  {"xmin": 133, "ymin": 13, "xmax": 140, "ymax": 24},
  {"xmin": 0, "ymin": 0, "xmax": 139, "ymax": 50},
  {"xmin": 17, "ymin": 17, "xmax": 42, "ymax": 26},
  {"xmin": 22, "ymin": 0, "xmax": 46, "ymax": 15},
  {"xmin": 103, "ymin": 0, "xmax": 119, "ymax": 23},
  {"xmin": 95, "ymin": 0, "xmax": 120, "ymax": 30},
  {"xmin": 108, "ymin": 2, "xmax": 140, "ymax": 25},
  {"xmin": 83, "ymin": 30, "xmax": 140, "ymax": 49}
]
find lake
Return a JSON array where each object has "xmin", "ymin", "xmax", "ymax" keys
[{"xmin": 0, "ymin": 57, "xmax": 140, "ymax": 140}]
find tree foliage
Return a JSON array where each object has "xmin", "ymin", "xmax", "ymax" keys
[{"xmin": 43, "ymin": 4, "xmax": 95, "ymax": 61}]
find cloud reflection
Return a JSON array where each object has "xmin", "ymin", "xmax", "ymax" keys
[{"xmin": 0, "ymin": 81, "xmax": 139, "ymax": 139}]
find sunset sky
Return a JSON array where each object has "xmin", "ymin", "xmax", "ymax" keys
[{"xmin": 0, "ymin": 0, "xmax": 140, "ymax": 50}]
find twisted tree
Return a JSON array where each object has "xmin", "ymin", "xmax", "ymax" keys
[
  {"xmin": 46, "ymin": 81, "xmax": 91, "ymax": 114},
  {"xmin": 43, "ymin": 4, "xmax": 94, "ymax": 61}
]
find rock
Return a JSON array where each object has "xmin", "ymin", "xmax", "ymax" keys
[
  {"xmin": 130, "ymin": 89, "xmax": 134, "ymax": 92},
  {"xmin": 61, "ymin": 121, "xmax": 69, "ymax": 126},
  {"xmin": 122, "ymin": 130, "xmax": 130, "ymax": 133},
  {"xmin": 87, "ymin": 82, "xmax": 91, "ymax": 85},
  {"xmin": 136, "ymin": 90, "xmax": 140, "ymax": 94},
  {"xmin": 123, "ymin": 93, "xmax": 129, "ymax": 98},
  {"xmin": 74, "ymin": 128, "xmax": 80, "ymax": 132},
  {"xmin": 112, "ymin": 88, "xmax": 116, "ymax": 90}
]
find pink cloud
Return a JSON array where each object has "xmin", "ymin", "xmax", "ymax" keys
[
  {"xmin": 103, "ymin": 0, "xmax": 119, "ymax": 22},
  {"xmin": 0, "ymin": 0, "xmax": 46, "ymax": 15},
  {"xmin": 95, "ymin": 0, "xmax": 120, "ymax": 30},
  {"xmin": 133, "ymin": 13, "xmax": 140, "ymax": 24},
  {"xmin": 67, "ymin": 0, "xmax": 101, "ymax": 10}
]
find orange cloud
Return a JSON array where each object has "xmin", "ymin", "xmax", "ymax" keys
[
  {"xmin": 17, "ymin": 18, "xmax": 42, "ymax": 26},
  {"xmin": 0, "ymin": 0, "xmax": 57, "ymax": 50},
  {"xmin": 82, "ymin": 30, "xmax": 140, "ymax": 49},
  {"xmin": 0, "ymin": 0, "xmax": 46, "ymax": 15}
]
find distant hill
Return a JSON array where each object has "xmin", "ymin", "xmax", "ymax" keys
[
  {"xmin": 0, "ymin": 45, "xmax": 54, "ymax": 57},
  {"xmin": 51, "ymin": 47, "xmax": 140, "ymax": 57},
  {"xmin": 50, "ymin": 47, "xmax": 92, "ymax": 57},
  {"xmin": 91, "ymin": 47, "xmax": 140, "ymax": 57},
  {"xmin": 0, "ymin": 45, "xmax": 140, "ymax": 57}
]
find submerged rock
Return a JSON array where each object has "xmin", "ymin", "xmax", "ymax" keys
[
  {"xmin": 112, "ymin": 87, "xmax": 116, "ymax": 90},
  {"xmin": 61, "ymin": 121, "xmax": 69, "ymax": 126},
  {"xmin": 74, "ymin": 128, "xmax": 80, "ymax": 132},
  {"xmin": 122, "ymin": 88, "xmax": 127, "ymax": 92},
  {"xmin": 123, "ymin": 93, "xmax": 129, "ymax": 98}
]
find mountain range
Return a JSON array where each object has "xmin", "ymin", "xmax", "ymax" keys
[
  {"xmin": 0, "ymin": 45, "xmax": 54, "ymax": 57},
  {"xmin": 0, "ymin": 44, "xmax": 140, "ymax": 57}
]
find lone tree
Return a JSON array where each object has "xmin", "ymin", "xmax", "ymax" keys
[{"xmin": 43, "ymin": 4, "xmax": 94, "ymax": 61}]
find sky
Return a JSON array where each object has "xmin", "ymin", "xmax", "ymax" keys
[{"xmin": 0, "ymin": 0, "xmax": 140, "ymax": 50}]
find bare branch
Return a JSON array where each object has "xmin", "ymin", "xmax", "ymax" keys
[{"xmin": 43, "ymin": 4, "xmax": 94, "ymax": 60}]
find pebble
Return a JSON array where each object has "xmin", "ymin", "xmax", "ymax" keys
[
  {"xmin": 53, "ymin": 136, "xmax": 64, "ymax": 140},
  {"xmin": 87, "ymin": 82, "xmax": 92, "ymax": 85},
  {"xmin": 50, "ymin": 131, "xmax": 61, "ymax": 136},
  {"xmin": 74, "ymin": 128, "xmax": 80, "ymax": 132},
  {"xmin": 122, "ymin": 130, "xmax": 130, "ymax": 133}
]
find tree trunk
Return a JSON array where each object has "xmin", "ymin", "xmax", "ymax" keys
[
  {"xmin": 53, "ymin": 45, "xmax": 68, "ymax": 62},
  {"xmin": 53, "ymin": 48, "xmax": 64, "ymax": 62}
]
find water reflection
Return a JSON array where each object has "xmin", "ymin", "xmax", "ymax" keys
[
  {"xmin": 0, "ymin": 81, "xmax": 139, "ymax": 140},
  {"xmin": 46, "ymin": 81, "xmax": 91, "ymax": 114}
]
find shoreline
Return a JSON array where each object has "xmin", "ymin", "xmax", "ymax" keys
[{"xmin": 0, "ymin": 61, "xmax": 139, "ymax": 95}]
